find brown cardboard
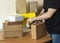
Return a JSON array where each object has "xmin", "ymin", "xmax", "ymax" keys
[
  {"xmin": 4, "ymin": 20, "xmax": 23, "ymax": 25},
  {"xmin": 28, "ymin": 2, "xmax": 38, "ymax": 12},
  {"xmin": 16, "ymin": 0, "xmax": 27, "ymax": 13},
  {"xmin": 3, "ymin": 23, "xmax": 22, "ymax": 31},
  {"xmin": 4, "ymin": 31, "xmax": 22, "ymax": 38},
  {"xmin": 31, "ymin": 21, "xmax": 47, "ymax": 40},
  {"xmin": 0, "ymin": 31, "xmax": 4, "ymax": 41},
  {"xmin": 3, "ymin": 20, "xmax": 23, "ymax": 37},
  {"xmin": 3, "ymin": 24, "xmax": 23, "ymax": 31},
  {"xmin": 3, "ymin": 21, "xmax": 23, "ymax": 31}
]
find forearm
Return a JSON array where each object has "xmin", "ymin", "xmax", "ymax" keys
[
  {"xmin": 34, "ymin": 13, "xmax": 51, "ymax": 20},
  {"xmin": 34, "ymin": 8, "xmax": 57, "ymax": 20}
]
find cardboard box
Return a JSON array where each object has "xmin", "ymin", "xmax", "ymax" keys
[
  {"xmin": 3, "ymin": 21, "xmax": 23, "ymax": 37},
  {"xmin": 4, "ymin": 31, "xmax": 22, "ymax": 38},
  {"xmin": 0, "ymin": 32, "xmax": 4, "ymax": 41},
  {"xmin": 16, "ymin": 0, "xmax": 27, "ymax": 13},
  {"xmin": 31, "ymin": 21, "xmax": 47, "ymax": 40},
  {"xmin": 3, "ymin": 23, "xmax": 23, "ymax": 31},
  {"xmin": 28, "ymin": 2, "xmax": 38, "ymax": 12},
  {"xmin": 4, "ymin": 20, "xmax": 23, "ymax": 25},
  {"xmin": 3, "ymin": 20, "xmax": 23, "ymax": 31}
]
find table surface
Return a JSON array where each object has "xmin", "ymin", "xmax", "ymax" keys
[{"xmin": 0, "ymin": 32, "xmax": 51, "ymax": 43}]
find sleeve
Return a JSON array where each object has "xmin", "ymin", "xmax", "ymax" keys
[{"xmin": 48, "ymin": 0, "xmax": 60, "ymax": 9}]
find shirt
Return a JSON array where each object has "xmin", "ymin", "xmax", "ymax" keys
[{"xmin": 43, "ymin": 0, "xmax": 60, "ymax": 34}]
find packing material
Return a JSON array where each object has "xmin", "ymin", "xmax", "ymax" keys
[{"xmin": 8, "ymin": 15, "xmax": 24, "ymax": 22}]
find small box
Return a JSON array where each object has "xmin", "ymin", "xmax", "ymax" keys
[
  {"xmin": 28, "ymin": 2, "xmax": 38, "ymax": 12},
  {"xmin": 8, "ymin": 15, "xmax": 24, "ymax": 22},
  {"xmin": 31, "ymin": 21, "xmax": 47, "ymax": 40}
]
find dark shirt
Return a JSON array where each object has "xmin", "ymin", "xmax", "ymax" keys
[{"xmin": 43, "ymin": 0, "xmax": 60, "ymax": 34}]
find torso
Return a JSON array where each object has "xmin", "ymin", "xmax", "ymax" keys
[{"xmin": 43, "ymin": 0, "xmax": 60, "ymax": 34}]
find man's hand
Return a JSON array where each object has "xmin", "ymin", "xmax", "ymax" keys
[
  {"xmin": 27, "ymin": 18, "xmax": 36, "ymax": 23},
  {"xmin": 26, "ymin": 18, "xmax": 36, "ymax": 27}
]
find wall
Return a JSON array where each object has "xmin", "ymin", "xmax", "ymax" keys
[{"xmin": 0, "ymin": 0, "xmax": 16, "ymax": 29}]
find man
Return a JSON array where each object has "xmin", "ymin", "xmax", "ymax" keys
[{"xmin": 27, "ymin": 0, "xmax": 60, "ymax": 43}]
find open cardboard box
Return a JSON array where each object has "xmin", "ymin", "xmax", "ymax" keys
[{"xmin": 31, "ymin": 21, "xmax": 48, "ymax": 40}]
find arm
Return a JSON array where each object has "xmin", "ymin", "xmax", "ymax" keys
[
  {"xmin": 39, "ymin": 9, "xmax": 45, "ymax": 16},
  {"xmin": 27, "ymin": 8, "xmax": 57, "ymax": 23},
  {"xmin": 33, "ymin": 8, "xmax": 57, "ymax": 20}
]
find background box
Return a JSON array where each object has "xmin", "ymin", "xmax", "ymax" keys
[
  {"xmin": 28, "ymin": 2, "xmax": 38, "ymax": 12},
  {"xmin": 16, "ymin": 0, "xmax": 27, "ymax": 13}
]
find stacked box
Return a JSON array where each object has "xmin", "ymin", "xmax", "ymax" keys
[
  {"xmin": 31, "ymin": 21, "xmax": 47, "ymax": 40},
  {"xmin": 16, "ymin": 0, "xmax": 27, "ymax": 13},
  {"xmin": 3, "ymin": 21, "xmax": 23, "ymax": 38},
  {"xmin": 28, "ymin": 2, "xmax": 38, "ymax": 12}
]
